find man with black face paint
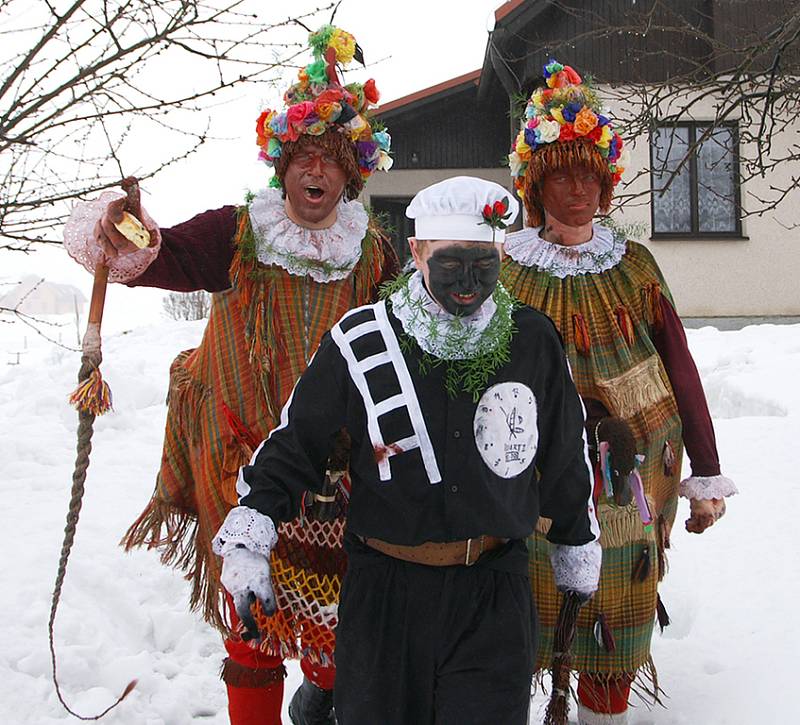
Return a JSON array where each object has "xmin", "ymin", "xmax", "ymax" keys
[{"xmin": 214, "ymin": 176, "xmax": 601, "ymax": 725}]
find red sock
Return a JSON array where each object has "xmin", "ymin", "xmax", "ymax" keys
[
  {"xmin": 223, "ymin": 594, "xmax": 287, "ymax": 725},
  {"xmin": 226, "ymin": 679, "xmax": 284, "ymax": 725},
  {"xmin": 577, "ymin": 673, "xmax": 632, "ymax": 715}
]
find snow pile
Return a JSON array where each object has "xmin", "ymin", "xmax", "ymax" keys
[{"xmin": 1, "ymin": 321, "xmax": 798, "ymax": 724}]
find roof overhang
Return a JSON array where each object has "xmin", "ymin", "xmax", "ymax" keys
[
  {"xmin": 478, "ymin": 0, "xmax": 553, "ymax": 102},
  {"xmin": 375, "ymin": 69, "xmax": 482, "ymax": 120}
]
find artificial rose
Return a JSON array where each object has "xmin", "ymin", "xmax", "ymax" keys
[
  {"xmin": 587, "ymin": 125, "xmax": 604, "ymax": 143},
  {"xmin": 483, "ymin": 204, "xmax": 492, "ymax": 217},
  {"xmin": 269, "ymin": 112, "xmax": 288, "ymax": 137},
  {"xmin": 515, "ymin": 130, "xmax": 532, "ymax": 159},
  {"xmin": 597, "ymin": 124, "xmax": 613, "ymax": 149},
  {"xmin": 537, "ymin": 118, "xmax": 561, "ymax": 143},
  {"xmin": 574, "ymin": 107, "xmax": 599, "ymax": 135},
  {"xmin": 559, "ymin": 123, "xmax": 577, "ymax": 141},
  {"xmin": 364, "ymin": 79, "xmax": 380, "ymax": 105},
  {"xmin": 550, "ymin": 106, "xmax": 565, "ymax": 124},
  {"xmin": 305, "ymin": 60, "xmax": 328, "ymax": 85},
  {"xmin": 508, "ymin": 151, "xmax": 524, "ymax": 176},
  {"xmin": 287, "ymin": 102, "xmax": 315, "ymax": 129},
  {"xmin": 376, "ymin": 150, "xmax": 393, "ymax": 171},
  {"xmin": 344, "ymin": 114, "xmax": 369, "ymax": 140},
  {"xmin": 256, "ymin": 110, "xmax": 275, "ymax": 146},
  {"xmin": 345, "ymin": 83, "xmax": 366, "ymax": 112},
  {"xmin": 373, "ymin": 130, "xmax": 391, "ymax": 151},
  {"xmin": 316, "ymin": 88, "xmax": 344, "ymax": 104},
  {"xmin": 306, "ymin": 120, "xmax": 327, "ymax": 136},
  {"xmin": 548, "ymin": 70, "xmax": 570, "ymax": 89},
  {"xmin": 267, "ymin": 137, "xmax": 281, "ymax": 159},
  {"xmin": 315, "ymin": 100, "xmax": 342, "ymax": 122},
  {"xmin": 564, "ymin": 66, "xmax": 583, "ymax": 85}
]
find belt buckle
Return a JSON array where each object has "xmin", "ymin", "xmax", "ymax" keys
[{"xmin": 465, "ymin": 536, "xmax": 484, "ymax": 566}]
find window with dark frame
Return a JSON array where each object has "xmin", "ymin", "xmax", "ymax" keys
[{"xmin": 650, "ymin": 121, "xmax": 742, "ymax": 238}]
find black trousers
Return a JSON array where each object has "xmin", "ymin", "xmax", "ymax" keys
[{"xmin": 334, "ymin": 535, "xmax": 537, "ymax": 725}]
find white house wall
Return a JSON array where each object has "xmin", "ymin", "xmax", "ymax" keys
[{"xmin": 606, "ymin": 85, "xmax": 800, "ymax": 317}]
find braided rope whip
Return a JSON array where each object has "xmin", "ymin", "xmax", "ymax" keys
[
  {"xmin": 49, "ymin": 179, "xmax": 141, "ymax": 719},
  {"xmin": 543, "ymin": 590, "xmax": 584, "ymax": 725}
]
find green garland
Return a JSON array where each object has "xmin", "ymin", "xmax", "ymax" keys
[{"xmin": 380, "ymin": 274, "xmax": 519, "ymax": 401}]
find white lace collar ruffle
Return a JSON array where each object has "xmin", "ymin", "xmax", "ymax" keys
[
  {"xmin": 248, "ymin": 188, "xmax": 369, "ymax": 282},
  {"xmin": 504, "ymin": 223, "xmax": 626, "ymax": 278},
  {"xmin": 389, "ymin": 271, "xmax": 500, "ymax": 360}
]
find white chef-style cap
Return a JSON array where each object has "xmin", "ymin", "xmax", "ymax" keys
[{"xmin": 405, "ymin": 176, "xmax": 520, "ymax": 243}]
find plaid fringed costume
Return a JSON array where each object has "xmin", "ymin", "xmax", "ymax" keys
[
  {"xmin": 501, "ymin": 225, "xmax": 724, "ymax": 700},
  {"xmin": 122, "ymin": 193, "xmax": 398, "ymax": 666}
]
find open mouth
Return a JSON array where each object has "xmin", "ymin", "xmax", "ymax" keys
[
  {"xmin": 304, "ymin": 185, "xmax": 325, "ymax": 201},
  {"xmin": 451, "ymin": 291, "xmax": 479, "ymax": 305}
]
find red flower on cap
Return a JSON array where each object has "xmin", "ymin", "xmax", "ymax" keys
[
  {"xmin": 364, "ymin": 79, "xmax": 380, "ymax": 105},
  {"xmin": 559, "ymin": 123, "xmax": 577, "ymax": 142},
  {"xmin": 480, "ymin": 197, "xmax": 512, "ymax": 231},
  {"xmin": 315, "ymin": 88, "xmax": 345, "ymax": 105}
]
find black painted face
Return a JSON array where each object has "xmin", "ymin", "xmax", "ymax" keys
[{"xmin": 425, "ymin": 243, "xmax": 501, "ymax": 316}]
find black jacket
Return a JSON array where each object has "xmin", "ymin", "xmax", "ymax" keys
[{"xmin": 239, "ymin": 301, "xmax": 598, "ymax": 548}]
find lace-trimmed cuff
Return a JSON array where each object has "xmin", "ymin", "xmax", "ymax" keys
[
  {"xmin": 63, "ymin": 190, "xmax": 162, "ymax": 283},
  {"xmin": 679, "ymin": 474, "xmax": 738, "ymax": 500},
  {"xmin": 549, "ymin": 539, "xmax": 602, "ymax": 598},
  {"xmin": 212, "ymin": 506, "xmax": 278, "ymax": 558}
]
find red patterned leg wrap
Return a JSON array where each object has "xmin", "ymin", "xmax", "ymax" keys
[
  {"xmin": 222, "ymin": 593, "xmax": 287, "ymax": 724},
  {"xmin": 225, "ymin": 676, "xmax": 284, "ymax": 725},
  {"xmin": 301, "ymin": 656, "xmax": 336, "ymax": 691},
  {"xmin": 577, "ymin": 673, "xmax": 632, "ymax": 715}
]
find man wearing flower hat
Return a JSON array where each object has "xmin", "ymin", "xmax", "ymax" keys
[
  {"xmin": 211, "ymin": 175, "xmax": 602, "ymax": 724},
  {"xmin": 63, "ymin": 25, "xmax": 397, "ymax": 725},
  {"xmin": 501, "ymin": 60, "xmax": 737, "ymax": 724}
]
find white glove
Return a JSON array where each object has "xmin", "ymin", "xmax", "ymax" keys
[
  {"xmin": 220, "ymin": 547, "xmax": 276, "ymax": 640},
  {"xmin": 549, "ymin": 539, "xmax": 602, "ymax": 602},
  {"xmin": 212, "ymin": 506, "xmax": 279, "ymax": 641}
]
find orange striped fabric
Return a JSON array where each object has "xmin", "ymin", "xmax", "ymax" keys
[{"xmin": 123, "ymin": 210, "xmax": 393, "ymax": 662}]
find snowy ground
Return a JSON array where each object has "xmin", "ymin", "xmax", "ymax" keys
[{"xmin": 1, "ymin": 319, "xmax": 797, "ymax": 724}]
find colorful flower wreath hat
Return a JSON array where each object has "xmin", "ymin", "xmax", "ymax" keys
[
  {"xmin": 255, "ymin": 25, "xmax": 391, "ymax": 197},
  {"xmin": 509, "ymin": 59, "xmax": 628, "ymax": 202}
]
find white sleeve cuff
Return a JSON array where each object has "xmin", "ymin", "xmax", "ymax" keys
[
  {"xmin": 62, "ymin": 190, "xmax": 162, "ymax": 283},
  {"xmin": 212, "ymin": 506, "xmax": 277, "ymax": 558},
  {"xmin": 679, "ymin": 474, "xmax": 738, "ymax": 500},
  {"xmin": 549, "ymin": 539, "xmax": 602, "ymax": 598}
]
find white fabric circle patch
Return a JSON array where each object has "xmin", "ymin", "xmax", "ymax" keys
[{"xmin": 473, "ymin": 382, "xmax": 538, "ymax": 479}]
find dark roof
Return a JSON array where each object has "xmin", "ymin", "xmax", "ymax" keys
[{"xmin": 376, "ymin": 69, "xmax": 482, "ymax": 120}]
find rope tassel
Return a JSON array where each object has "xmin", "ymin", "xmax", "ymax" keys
[
  {"xmin": 615, "ymin": 305, "xmax": 635, "ymax": 346},
  {"xmin": 641, "ymin": 282, "xmax": 663, "ymax": 330},
  {"xmin": 69, "ymin": 366, "xmax": 112, "ymax": 415},
  {"xmin": 572, "ymin": 312, "xmax": 591, "ymax": 356},
  {"xmin": 543, "ymin": 591, "xmax": 584, "ymax": 725},
  {"xmin": 632, "ymin": 544, "xmax": 651, "ymax": 582}
]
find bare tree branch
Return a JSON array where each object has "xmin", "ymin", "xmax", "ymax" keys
[{"xmin": 0, "ymin": 1, "xmax": 335, "ymax": 252}]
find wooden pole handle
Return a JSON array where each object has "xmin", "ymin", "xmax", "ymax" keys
[{"xmin": 88, "ymin": 264, "xmax": 109, "ymax": 326}]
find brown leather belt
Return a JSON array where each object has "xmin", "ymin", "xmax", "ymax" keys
[{"xmin": 363, "ymin": 535, "xmax": 508, "ymax": 567}]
